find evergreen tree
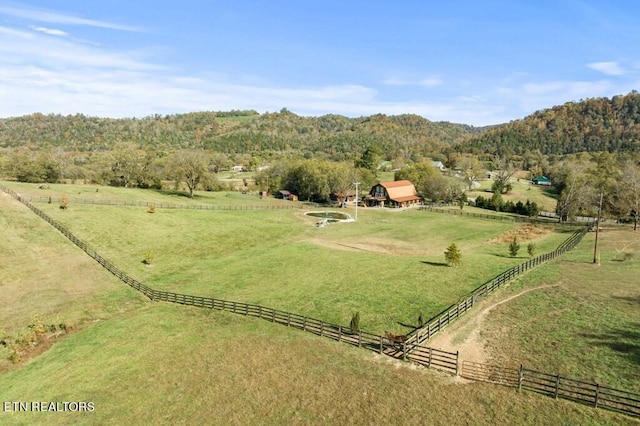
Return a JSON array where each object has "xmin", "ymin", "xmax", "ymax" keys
[
  {"xmin": 527, "ymin": 242, "xmax": 536, "ymax": 257},
  {"xmin": 349, "ymin": 312, "xmax": 361, "ymax": 334},
  {"xmin": 444, "ymin": 243, "xmax": 462, "ymax": 267},
  {"xmin": 509, "ymin": 237, "xmax": 520, "ymax": 257}
]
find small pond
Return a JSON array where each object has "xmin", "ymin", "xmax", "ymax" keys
[{"xmin": 305, "ymin": 211, "xmax": 353, "ymax": 224}]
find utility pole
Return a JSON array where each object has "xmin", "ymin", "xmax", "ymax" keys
[
  {"xmin": 593, "ymin": 192, "xmax": 603, "ymax": 265},
  {"xmin": 354, "ymin": 181, "xmax": 360, "ymax": 221}
]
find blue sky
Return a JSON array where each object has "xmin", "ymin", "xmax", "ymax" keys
[{"xmin": 0, "ymin": 1, "xmax": 638, "ymax": 126}]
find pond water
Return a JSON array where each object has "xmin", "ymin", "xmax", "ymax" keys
[{"xmin": 305, "ymin": 211, "xmax": 353, "ymax": 223}]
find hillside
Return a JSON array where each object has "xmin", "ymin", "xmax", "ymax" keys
[
  {"xmin": 462, "ymin": 92, "xmax": 640, "ymax": 155},
  {"xmin": 0, "ymin": 110, "xmax": 482, "ymax": 161},
  {"xmin": 4, "ymin": 93, "xmax": 640, "ymax": 161}
]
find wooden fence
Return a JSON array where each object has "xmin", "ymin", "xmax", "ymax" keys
[
  {"xmin": 0, "ymin": 184, "xmax": 458, "ymax": 375},
  {"xmin": 4, "ymin": 184, "xmax": 639, "ymax": 419},
  {"xmin": 419, "ymin": 204, "xmax": 584, "ymax": 226},
  {"xmin": 0, "ymin": 183, "xmax": 586, "ymax": 375},
  {"xmin": 460, "ymin": 361, "xmax": 640, "ymax": 418},
  {"xmin": 25, "ymin": 195, "xmax": 304, "ymax": 211},
  {"xmin": 403, "ymin": 225, "xmax": 590, "ymax": 352}
]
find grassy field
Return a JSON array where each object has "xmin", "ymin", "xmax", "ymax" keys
[
  {"xmin": 0, "ymin": 191, "xmax": 145, "ymax": 334},
  {"xmin": 466, "ymin": 177, "xmax": 559, "ymax": 212},
  {"xmin": 0, "ymin": 183, "xmax": 636, "ymax": 424},
  {"xmin": 482, "ymin": 226, "xmax": 640, "ymax": 393},
  {"xmin": 0, "ymin": 304, "xmax": 634, "ymax": 426},
  {"xmin": 16, "ymin": 183, "xmax": 574, "ymax": 334}
]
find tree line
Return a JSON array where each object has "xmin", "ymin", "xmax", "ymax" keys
[{"xmin": 1, "ymin": 96, "xmax": 640, "ymax": 227}]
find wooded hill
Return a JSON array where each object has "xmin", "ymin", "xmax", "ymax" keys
[
  {"xmin": 461, "ymin": 92, "xmax": 640, "ymax": 155},
  {"xmin": 3, "ymin": 92, "xmax": 640, "ymax": 159},
  {"xmin": 0, "ymin": 109, "xmax": 481, "ymax": 161}
]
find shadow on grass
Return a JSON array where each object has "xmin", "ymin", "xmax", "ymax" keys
[
  {"xmin": 580, "ymin": 324, "xmax": 640, "ymax": 367},
  {"xmin": 490, "ymin": 254, "xmax": 523, "ymax": 259},
  {"xmin": 611, "ymin": 294, "xmax": 640, "ymax": 304},
  {"xmin": 397, "ymin": 321, "xmax": 419, "ymax": 331},
  {"xmin": 151, "ymin": 188, "xmax": 200, "ymax": 200},
  {"xmin": 420, "ymin": 261, "xmax": 449, "ymax": 267}
]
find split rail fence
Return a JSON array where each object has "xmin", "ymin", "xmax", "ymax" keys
[
  {"xmin": 461, "ymin": 361, "xmax": 640, "ymax": 418},
  {"xmin": 403, "ymin": 225, "xmax": 589, "ymax": 352},
  {"xmin": 4, "ymin": 184, "xmax": 638, "ymax": 419},
  {"xmin": 2, "ymin": 185, "xmax": 459, "ymax": 374},
  {"xmin": 24, "ymin": 195, "xmax": 304, "ymax": 211}
]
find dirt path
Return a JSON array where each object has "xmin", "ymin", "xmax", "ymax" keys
[{"xmin": 427, "ymin": 284, "xmax": 560, "ymax": 365}]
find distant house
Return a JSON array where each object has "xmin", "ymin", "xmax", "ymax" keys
[
  {"xmin": 364, "ymin": 180, "xmax": 422, "ymax": 208},
  {"xmin": 532, "ymin": 176, "xmax": 552, "ymax": 186},
  {"xmin": 331, "ymin": 191, "xmax": 355, "ymax": 205},
  {"xmin": 276, "ymin": 190, "xmax": 297, "ymax": 201},
  {"xmin": 232, "ymin": 165, "xmax": 245, "ymax": 172},
  {"xmin": 432, "ymin": 161, "xmax": 446, "ymax": 172}
]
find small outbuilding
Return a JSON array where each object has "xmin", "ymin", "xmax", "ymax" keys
[
  {"xmin": 364, "ymin": 180, "xmax": 422, "ymax": 208},
  {"xmin": 532, "ymin": 176, "xmax": 551, "ymax": 186},
  {"xmin": 276, "ymin": 190, "xmax": 297, "ymax": 201}
]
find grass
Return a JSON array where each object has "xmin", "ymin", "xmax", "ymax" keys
[
  {"xmin": 466, "ymin": 177, "xmax": 559, "ymax": 212},
  {"xmin": 0, "ymin": 193, "xmax": 144, "ymax": 333},
  {"xmin": 0, "ymin": 183, "xmax": 636, "ymax": 424},
  {"xmin": 483, "ymin": 226, "xmax": 640, "ymax": 393},
  {"xmin": 27, "ymin": 192, "xmax": 573, "ymax": 334},
  {"xmin": 3, "ymin": 180, "xmax": 298, "ymax": 207},
  {"xmin": 0, "ymin": 304, "xmax": 633, "ymax": 426}
]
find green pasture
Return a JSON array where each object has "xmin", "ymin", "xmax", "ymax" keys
[
  {"xmin": 483, "ymin": 227, "xmax": 640, "ymax": 393},
  {"xmin": 0, "ymin": 304, "xmax": 631, "ymax": 426},
  {"xmin": 4, "ymin": 180, "xmax": 298, "ymax": 207},
  {"xmin": 467, "ymin": 177, "xmax": 559, "ymax": 212},
  {"xmin": 0, "ymin": 183, "xmax": 636, "ymax": 424},
  {"xmin": 28, "ymin": 190, "xmax": 574, "ymax": 334},
  {"xmin": 0, "ymin": 193, "xmax": 144, "ymax": 334}
]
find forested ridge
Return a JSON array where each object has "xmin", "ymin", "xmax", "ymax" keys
[
  {"xmin": 462, "ymin": 92, "xmax": 640, "ymax": 155},
  {"xmin": 4, "ymin": 93, "xmax": 640, "ymax": 159},
  {"xmin": 0, "ymin": 109, "xmax": 481, "ymax": 161}
]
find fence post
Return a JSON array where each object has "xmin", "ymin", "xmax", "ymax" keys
[
  {"xmin": 594, "ymin": 383, "xmax": 599, "ymax": 408},
  {"xmin": 402, "ymin": 341, "xmax": 407, "ymax": 360},
  {"xmin": 517, "ymin": 365, "xmax": 523, "ymax": 391},
  {"xmin": 379, "ymin": 335, "xmax": 383, "ymax": 354},
  {"xmin": 338, "ymin": 325, "xmax": 342, "ymax": 342},
  {"xmin": 455, "ymin": 351, "xmax": 459, "ymax": 375},
  {"xmin": 358, "ymin": 332, "xmax": 362, "ymax": 348},
  {"xmin": 554, "ymin": 375, "xmax": 560, "ymax": 399},
  {"xmin": 427, "ymin": 347, "xmax": 432, "ymax": 368}
]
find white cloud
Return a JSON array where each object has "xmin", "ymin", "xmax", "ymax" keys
[
  {"xmin": 381, "ymin": 75, "xmax": 442, "ymax": 87},
  {"xmin": 0, "ymin": 26, "xmax": 163, "ymax": 71},
  {"xmin": 0, "ymin": 4, "xmax": 142, "ymax": 32},
  {"xmin": 418, "ymin": 77, "xmax": 443, "ymax": 87},
  {"xmin": 30, "ymin": 26, "xmax": 68, "ymax": 37},
  {"xmin": 587, "ymin": 61, "xmax": 626, "ymax": 76}
]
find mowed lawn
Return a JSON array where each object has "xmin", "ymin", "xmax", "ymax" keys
[
  {"xmin": 483, "ymin": 226, "xmax": 640, "ymax": 393},
  {"xmin": 0, "ymin": 192, "xmax": 145, "ymax": 333},
  {"xmin": 27, "ymin": 186, "xmax": 576, "ymax": 334},
  {"xmin": 466, "ymin": 177, "xmax": 559, "ymax": 213},
  {"xmin": 0, "ymin": 304, "xmax": 633, "ymax": 426},
  {"xmin": 0, "ymin": 184, "xmax": 635, "ymax": 425}
]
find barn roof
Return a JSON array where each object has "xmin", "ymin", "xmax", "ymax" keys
[{"xmin": 377, "ymin": 180, "xmax": 420, "ymax": 202}]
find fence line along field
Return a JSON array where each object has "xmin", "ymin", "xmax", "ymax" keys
[
  {"xmin": 8, "ymin": 181, "xmax": 577, "ymax": 334},
  {"xmin": 1, "ymin": 182, "xmax": 636, "ymax": 425}
]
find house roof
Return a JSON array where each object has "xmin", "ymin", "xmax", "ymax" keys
[{"xmin": 377, "ymin": 180, "xmax": 420, "ymax": 202}]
